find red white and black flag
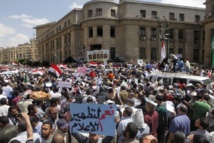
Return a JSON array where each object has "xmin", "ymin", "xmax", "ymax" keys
[
  {"xmin": 161, "ymin": 41, "xmax": 166, "ymax": 61},
  {"xmin": 48, "ymin": 64, "xmax": 62, "ymax": 77}
]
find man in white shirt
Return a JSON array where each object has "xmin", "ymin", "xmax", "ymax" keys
[
  {"xmin": 82, "ymin": 88, "xmax": 97, "ymax": 104},
  {"xmin": 2, "ymin": 83, "xmax": 13, "ymax": 100},
  {"xmin": 184, "ymin": 58, "xmax": 190, "ymax": 73},
  {"xmin": 52, "ymin": 87, "xmax": 62, "ymax": 99},
  {"xmin": 0, "ymin": 98, "xmax": 10, "ymax": 116},
  {"xmin": 117, "ymin": 107, "xmax": 133, "ymax": 143},
  {"xmin": 9, "ymin": 120, "xmax": 42, "ymax": 143},
  {"xmin": 0, "ymin": 88, "xmax": 8, "ymax": 101}
]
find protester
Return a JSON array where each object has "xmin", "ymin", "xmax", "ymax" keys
[
  {"xmin": 166, "ymin": 104, "xmax": 190, "ymax": 143},
  {"xmin": 0, "ymin": 60, "xmax": 213, "ymax": 143}
]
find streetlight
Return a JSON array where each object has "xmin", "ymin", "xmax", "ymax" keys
[
  {"xmin": 158, "ymin": 16, "xmax": 170, "ymax": 58},
  {"xmin": 83, "ymin": 43, "xmax": 86, "ymax": 62}
]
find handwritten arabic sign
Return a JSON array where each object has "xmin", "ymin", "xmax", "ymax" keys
[{"xmin": 70, "ymin": 103, "xmax": 117, "ymax": 136}]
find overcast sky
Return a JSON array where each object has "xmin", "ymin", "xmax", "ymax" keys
[{"xmin": 0, "ymin": 0, "xmax": 206, "ymax": 47}]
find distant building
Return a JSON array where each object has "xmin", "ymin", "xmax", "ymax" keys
[
  {"xmin": 35, "ymin": 0, "xmax": 206, "ymax": 64},
  {"xmin": 0, "ymin": 38, "xmax": 38, "ymax": 64}
]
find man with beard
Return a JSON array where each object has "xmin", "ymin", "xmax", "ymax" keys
[
  {"xmin": 41, "ymin": 121, "xmax": 53, "ymax": 143},
  {"xmin": 8, "ymin": 105, "xmax": 19, "ymax": 126}
]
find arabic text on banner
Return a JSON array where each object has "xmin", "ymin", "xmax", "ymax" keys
[{"xmin": 70, "ymin": 103, "xmax": 117, "ymax": 136}]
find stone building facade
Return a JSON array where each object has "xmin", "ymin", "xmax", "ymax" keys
[
  {"xmin": 35, "ymin": 0, "xmax": 205, "ymax": 64},
  {"xmin": 204, "ymin": 0, "xmax": 214, "ymax": 65}
]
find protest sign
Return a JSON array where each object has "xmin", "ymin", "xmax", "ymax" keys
[
  {"xmin": 137, "ymin": 59, "xmax": 143, "ymax": 66},
  {"xmin": 58, "ymin": 81, "xmax": 72, "ymax": 88},
  {"xmin": 70, "ymin": 103, "xmax": 117, "ymax": 136},
  {"xmin": 77, "ymin": 66, "xmax": 87, "ymax": 74}
]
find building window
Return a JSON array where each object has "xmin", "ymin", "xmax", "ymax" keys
[
  {"xmin": 193, "ymin": 49, "xmax": 199, "ymax": 62},
  {"xmin": 178, "ymin": 29, "xmax": 183, "ymax": 40},
  {"xmin": 179, "ymin": 14, "xmax": 184, "ymax": 21},
  {"xmin": 68, "ymin": 19, "xmax": 70, "ymax": 25},
  {"xmin": 88, "ymin": 27, "xmax": 93, "ymax": 38},
  {"xmin": 111, "ymin": 9, "xmax": 116, "ymax": 17},
  {"xmin": 139, "ymin": 27, "xmax": 146, "ymax": 40},
  {"xmin": 96, "ymin": 8, "xmax": 102, "ymax": 16},
  {"xmin": 88, "ymin": 10, "xmax": 93, "ymax": 17},
  {"xmin": 97, "ymin": 26, "xmax": 103, "ymax": 37},
  {"xmin": 195, "ymin": 15, "xmax": 200, "ymax": 22},
  {"xmin": 139, "ymin": 27, "xmax": 146, "ymax": 36},
  {"xmin": 169, "ymin": 12, "xmax": 175, "ymax": 20},
  {"xmin": 151, "ymin": 11, "xmax": 157, "ymax": 18},
  {"xmin": 110, "ymin": 47, "xmax": 116, "ymax": 60},
  {"xmin": 59, "ymin": 26, "xmax": 61, "ymax": 31},
  {"xmin": 178, "ymin": 48, "xmax": 183, "ymax": 55},
  {"xmin": 110, "ymin": 26, "xmax": 115, "ymax": 37},
  {"xmin": 151, "ymin": 48, "xmax": 157, "ymax": 60},
  {"xmin": 169, "ymin": 29, "xmax": 174, "ymax": 39},
  {"xmin": 139, "ymin": 47, "xmax": 146, "ymax": 59},
  {"xmin": 203, "ymin": 31, "xmax": 205, "ymax": 41},
  {"xmin": 151, "ymin": 28, "xmax": 156, "ymax": 40},
  {"xmin": 64, "ymin": 35, "xmax": 67, "ymax": 44},
  {"xmin": 64, "ymin": 22, "xmax": 67, "ymax": 28},
  {"xmin": 169, "ymin": 48, "xmax": 174, "ymax": 54},
  {"xmin": 194, "ymin": 30, "xmax": 199, "ymax": 43},
  {"xmin": 140, "ymin": 10, "xmax": 146, "ymax": 17},
  {"xmin": 68, "ymin": 33, "xmax": 71, "ymax": 43}
]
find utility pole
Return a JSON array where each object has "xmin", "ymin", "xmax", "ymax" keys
[{"xmin": 158, "ymin": 16, "xmax": 170, "ymax": 58}]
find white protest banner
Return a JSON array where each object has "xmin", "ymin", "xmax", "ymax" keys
[
  {"xmin": 137, "ymin": 59, "xmax": 143, "ymax": 66},
  {"xmin": 58, "ymin": 81, "xmax": 72, "ymax": 88},
  {"xmin": 70, "ymin": 103, "xmax": 117, "ymax": 136}
]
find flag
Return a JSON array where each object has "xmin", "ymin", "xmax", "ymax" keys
[
  {"xmin": 12, "ymin": 62, "xmax": 19, "ymax": 66},
  {"xmin": 89, "ymin": 61, "xmax": 98, "ymax": 67},
  {"xmin": 161, "ymin": 41, "xmax": 166, "ymax": 60},
  {"xmin": 24, "ymin": 74, "xmax": 28, "ymax": 83},
  {"xmin": 48, "ymin": 64, "xmax": 62, "ymax": 77}
]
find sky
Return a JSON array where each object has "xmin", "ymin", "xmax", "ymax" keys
[{"xmin": 0, "ymin": 0, "xmax": 206, "ymax": 48}]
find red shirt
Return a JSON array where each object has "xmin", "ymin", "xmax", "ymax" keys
[
  {"xmin": 144, "ymin": 111, "xmax": 159, "ymax": 137},
  {"xmin": 89, "ymin": 71, "xmax": 96, "ymax": 78},
  {"xmin": 163, "ymin": 94, "xmax": 174, "ymax": 101},
  {"xmin": 12, "ymin": 96, "xmax": 21, "ymax": 107}
]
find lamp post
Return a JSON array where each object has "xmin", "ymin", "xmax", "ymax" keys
[
  {"xmin": 83, "ymin": 43, "xmax": 86, "ymax": 62},
  {"xmin": 158, "ymin": 16, "xmax": 170, "ymax": 58}
]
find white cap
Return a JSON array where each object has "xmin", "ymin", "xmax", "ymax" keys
[
  {"xmin": 104, "ymin": 100, "xmax": 115, "ymax": 105},
  {"xmin": 145, "ymin": 97, "xmax": 157, "ymax": 106},
  {"xmin": 187, "ymin": 83, "xmax": 194, "ymax": 87},
  {"xmin": 191, "ymin": 91, "xmax": 197, "ymax": 96}
]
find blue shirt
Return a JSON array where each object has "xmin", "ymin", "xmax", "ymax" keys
[{"xmin": 169, "ymin": 114, "xmax": 190, "ymax": 136}]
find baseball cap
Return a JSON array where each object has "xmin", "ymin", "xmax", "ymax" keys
[{"xmin": 57, "ymin": 119, "xmax": 69, "ymax": 129}]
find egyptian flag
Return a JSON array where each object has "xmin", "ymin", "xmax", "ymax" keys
[
  {"xmin": 48, "ymin": 64, "xmax": 62, "ymax": 77},
  {"xmin": 12, "ymin": 62, "xmax": 19, "ymax": 66},
  {"xmin": 161, "ymin": 41, "xmax": 166, "ymax": 61},
  {"xmin": 89, "ymin": 61, "xmax": 98, "ymax": 67}
]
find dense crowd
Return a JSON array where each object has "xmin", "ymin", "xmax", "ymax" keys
[{"xmin": 0, "ymin": 60, "xmax": 213, "ymax": 143}]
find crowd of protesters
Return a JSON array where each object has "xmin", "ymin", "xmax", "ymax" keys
[{"xmin": 0, "ymin": 59, "xmax": 213, "ymax": 143}]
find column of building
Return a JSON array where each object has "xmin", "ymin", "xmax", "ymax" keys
[{"xmin": 174, "ymin": 29, "xmax": 179, "ymax": 55}]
